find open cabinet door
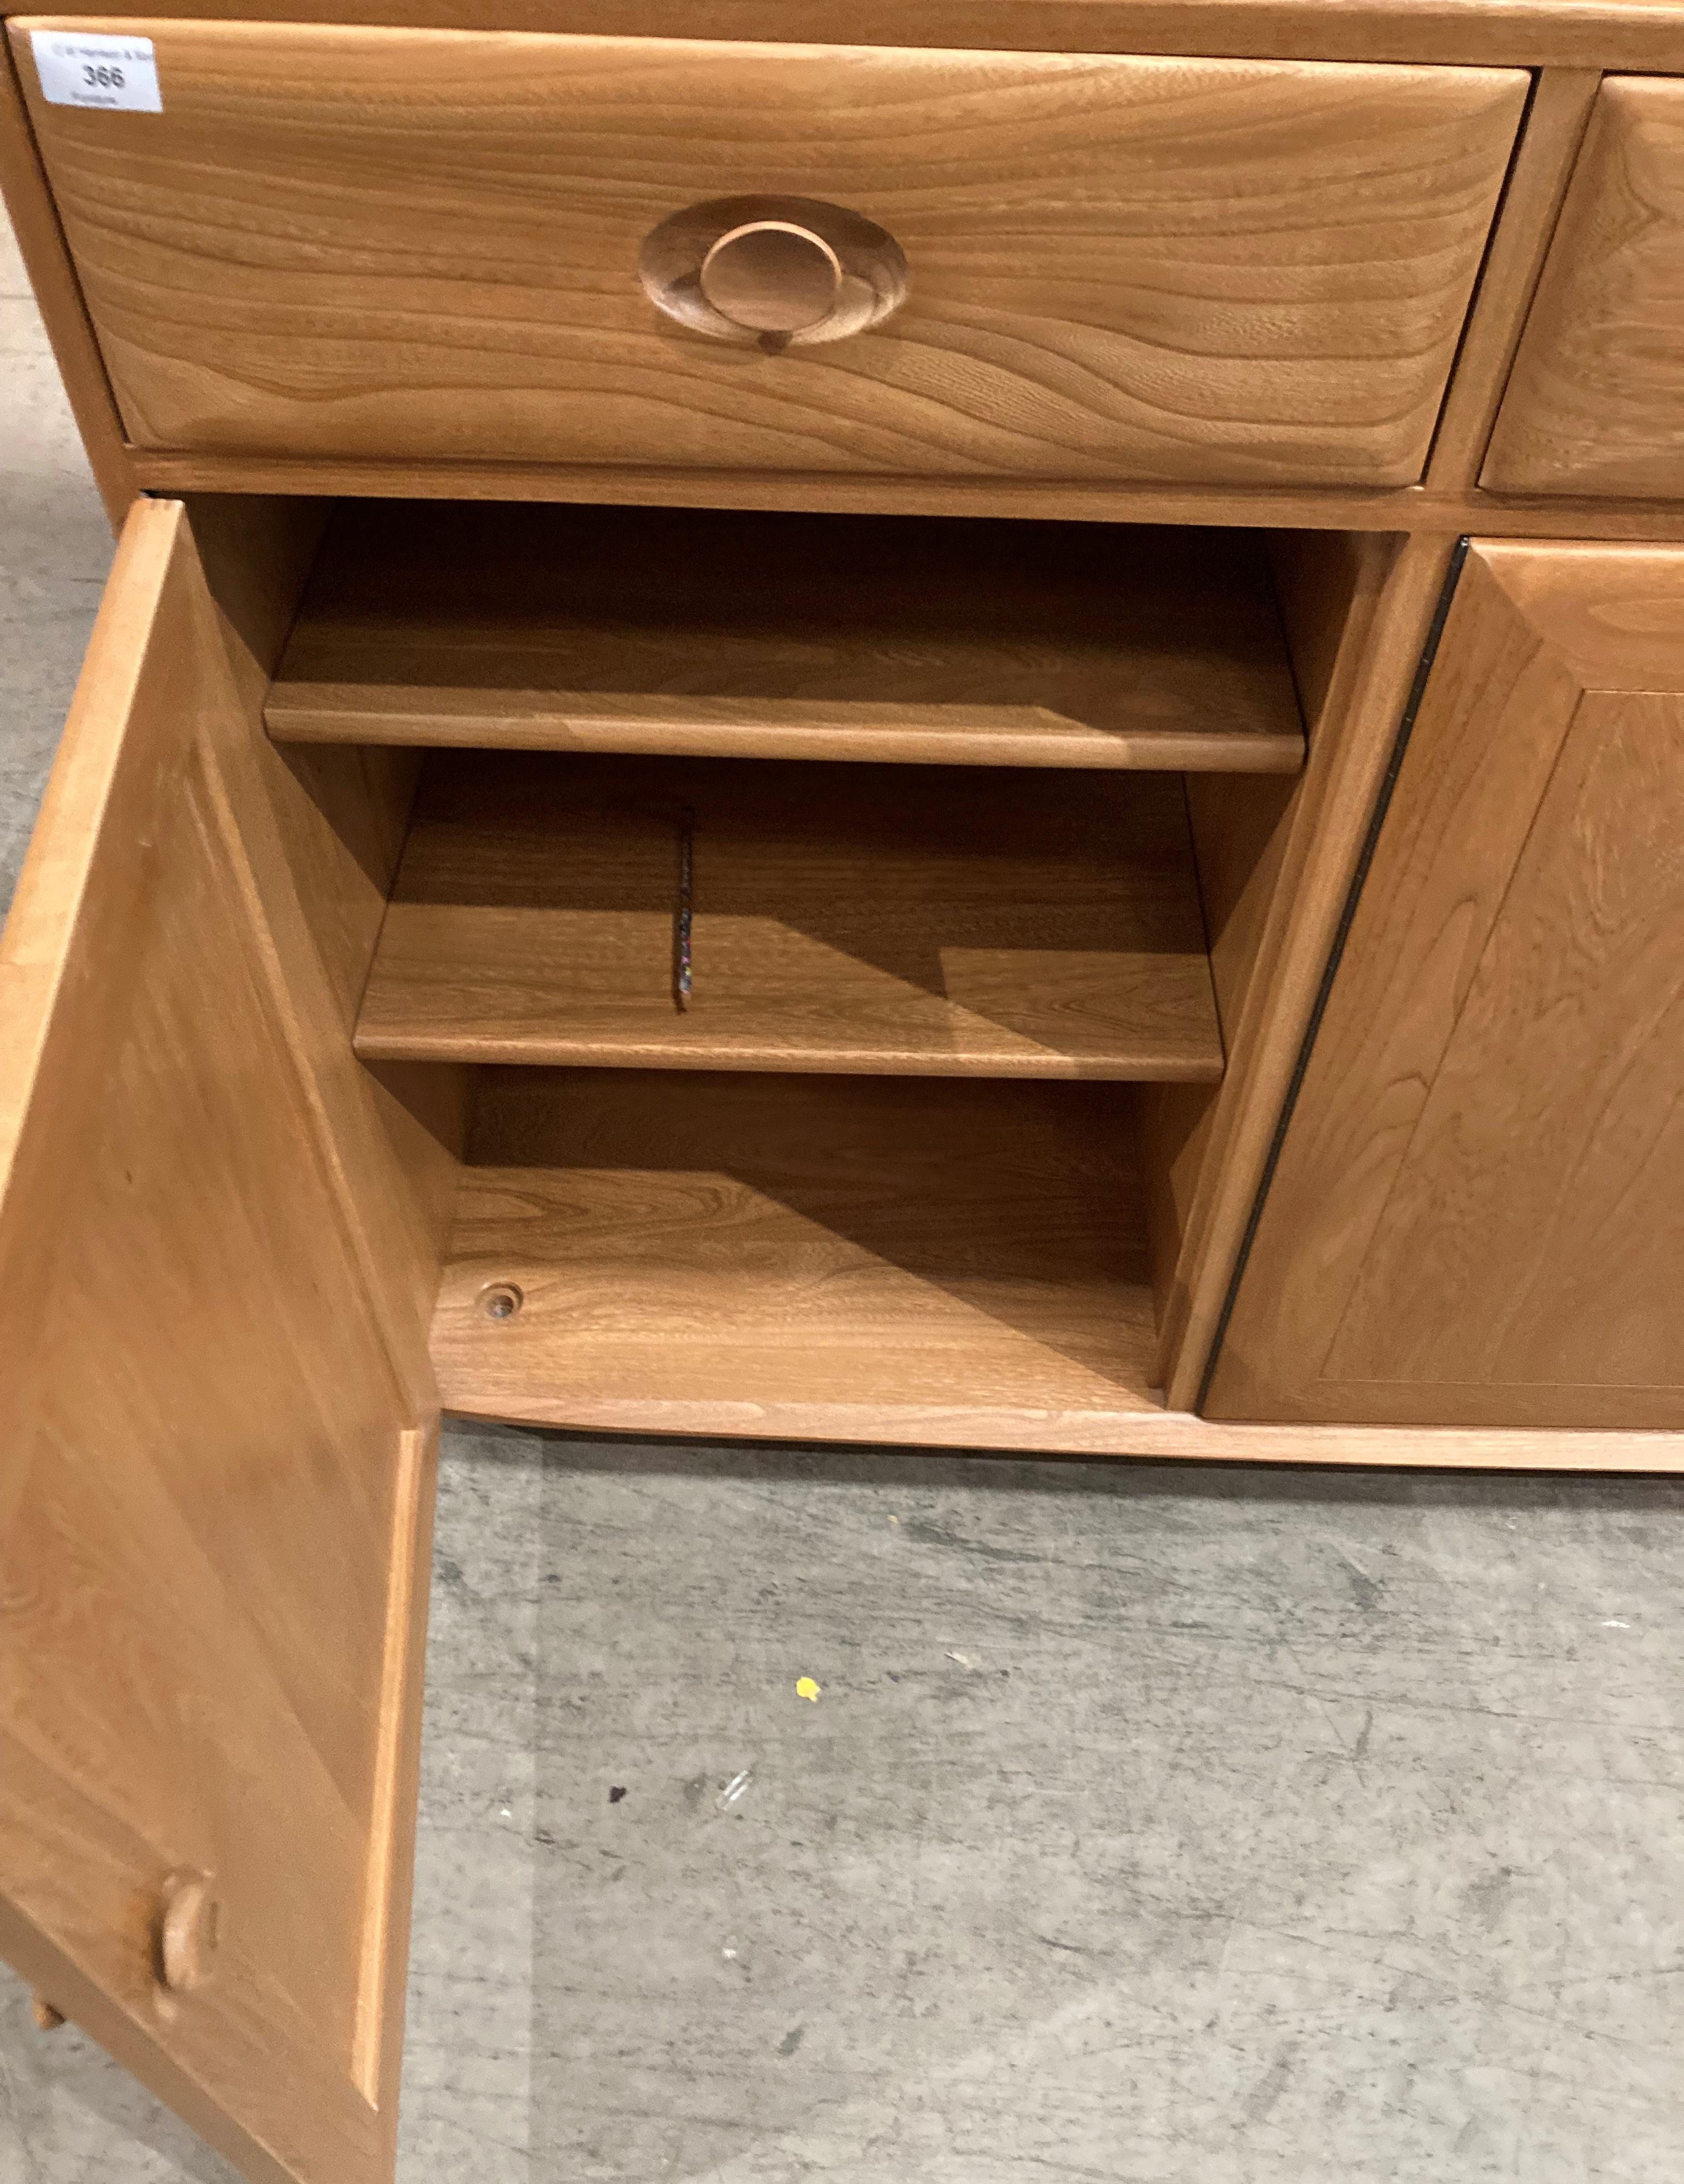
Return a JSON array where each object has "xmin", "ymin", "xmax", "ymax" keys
[{"xmin": 0, "ymin": 500, "xmax": 438, "ymax": 2184}]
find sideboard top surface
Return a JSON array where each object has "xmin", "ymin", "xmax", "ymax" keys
[{"xmin": 7, "ymin": 0, "xmax": 1684, "ymax": 68}]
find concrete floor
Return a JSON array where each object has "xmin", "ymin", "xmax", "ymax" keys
[{"xmin": 4, "ymin": 207, "xmax": 1684, "ymax": 2184}]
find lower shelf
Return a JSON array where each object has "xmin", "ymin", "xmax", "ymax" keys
[
  {"xmin": 430, "ymin": 1069, "xmax": 1164, "ymax": 1429},
  {"xmin": 357, "ymin": 753, "xmax": 1223, "ymax": 1080}
]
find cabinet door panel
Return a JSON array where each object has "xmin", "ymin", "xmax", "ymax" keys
[
  {"xmin": 1206, "ymin": 541, "xmax": 1684, "ymax": 1429},
  {"xmin": 0, "ymin": 500, "xmax": 434, "ymax": 2184}
]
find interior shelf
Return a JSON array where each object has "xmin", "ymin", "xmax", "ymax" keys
[
  {"xmin": 354, "ymin": 753, "xmax": 1225, "ymax": 1080},
  {"xmin": 431, "ymin": 1070, "xmax": 1164, "ymax": 1428},
  {"xmin": 269, "ymin": 503, "xmax": 1306, "ymax": 774}
]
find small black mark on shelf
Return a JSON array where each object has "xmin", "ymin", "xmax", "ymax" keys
[
  {"xmin": 777, "ymin": 2025, "xmax": 805, "ymax": 2058},
  {"xmin": 674, "ymin": 805, "xmax": 694, "ymax": 1011},
  {"xmin": 608, "ymin": 1785, "xmax": 628, "ymax": 1805}
]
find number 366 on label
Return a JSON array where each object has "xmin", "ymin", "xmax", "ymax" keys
[{"xmin": 31, "ymin": 31, "xmax": 163, "ymax": 113}]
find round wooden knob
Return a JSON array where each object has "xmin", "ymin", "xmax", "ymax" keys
[
  {"xmin": 640, "ymin": 195, "xmax": 909, "ymax": 347},
  {"xmin": 159, "ymin": 1874, "xmax": 221, "ymax": 1994},
  {"xmin": 698, "ymin": 220, "xmax": 843, "ymax": 335}
]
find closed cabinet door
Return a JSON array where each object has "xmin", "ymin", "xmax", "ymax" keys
[
  {"xmin": 9, "ymin": 19, "xmax": 1524, "ymax": 487},
  {"xmin": 0, "ymin": 500, "xmax": 437, "ymax": 2183},
  {"xmin": 1206, "ymin": 541, "xmax": 1684, "ymax": 1430}
]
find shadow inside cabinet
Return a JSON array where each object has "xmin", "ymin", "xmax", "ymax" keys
[{"xmin": 189, "ymin": 494, "xmax": 1393, "ymax": 1441}]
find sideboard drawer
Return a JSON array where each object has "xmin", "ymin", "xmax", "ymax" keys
[
  {"xmin": 11, "ymin": 20, "xmax": 1525, "ymax": 488},
  {"xmin": 1485, "ymin": 79, "xmax": 1684, "ymax": 500}
]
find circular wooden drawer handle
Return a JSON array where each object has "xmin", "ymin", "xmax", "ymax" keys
[
  {"xmin": 640, "ymin": 195, "xmax": 908, "ymax": 348},
  {"xmin": 699, "ymin": 220, "xmax": 843, "ymax": 335}
]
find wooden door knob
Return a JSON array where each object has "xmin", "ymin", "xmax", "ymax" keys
[
  {"xmin": 699, "ymin": 220, "xmax": 843, "ymax": 335},
  {"xmin": 158, "ymin": 1873, "xmax": 221, "ymax": 1993}
]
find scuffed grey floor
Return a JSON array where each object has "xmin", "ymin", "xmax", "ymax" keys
[
  {"xmin": 405, "ymin": 1439, "xmax": 1684, "ymax": 2184},
  {"xmin": 4, "ymin": 205, "xmax": 1684, "ymax": 2184}
]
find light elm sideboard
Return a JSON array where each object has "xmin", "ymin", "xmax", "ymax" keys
[{"xmin": 4, "ymin": 7, "xmax": 1684, "ymax": 2177}]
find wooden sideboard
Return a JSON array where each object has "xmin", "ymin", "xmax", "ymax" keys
[{"xmin": 3, "ymin": 8, "xmax": 1684, "ymax": 2180}]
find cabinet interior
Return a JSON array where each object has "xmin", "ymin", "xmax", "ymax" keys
[{"xmin": 210, "ymin": 494, "xmax": 1390, "ymax": 1431}]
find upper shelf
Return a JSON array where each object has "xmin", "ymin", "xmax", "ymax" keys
[{"xmin": 268, "ymin": 505, "xmax": 1305, "ymax": 773}]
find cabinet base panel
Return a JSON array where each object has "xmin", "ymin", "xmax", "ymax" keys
[
  {"xmin": 431, "ymin": 1068, "xmax": 1164, "ymax": 1421},
  {"xmin": 425, "ymin": 1070, "xmax": 1684, "ymax": 1471},
  {"xmin": 433, "ymin": 1396, "xmax": 1684, "ymax": 1471}
]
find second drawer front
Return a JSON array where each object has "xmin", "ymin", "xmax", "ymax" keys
[
  {"xmin": 1484, "ymin": 78, "xmax": 1684, "ymax": 500},
  {"xmin": 14, "ymin": 22, "xmax": 1526, "ymax": 487}
]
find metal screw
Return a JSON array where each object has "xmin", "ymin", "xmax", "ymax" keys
[{"xmin": 479, "ymin": 1283, "xmax": 523, "ymax": 1323}]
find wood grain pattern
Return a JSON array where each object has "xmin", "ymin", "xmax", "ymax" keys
[
  {"xmin": 6, "ymin": 1, "xmax": 1680, "ymax": 93},
  {"xmin": 425, "ymin": 1068, "xmax": 1684, "ymax": 1465},
  {"xmin": 435, "ymin": 1067, "xmax": 1163, "ymax": 1418},
  {"xmin": 12, "ymin": 22, "xmax": 1524, "ymax": 488},
  {"xmin": 1267, "ymin": 526, "xmax": 1377, "ymax": 730},
  {"xmin": 167, "ymin": 503, "xmax": 445, "ymax": 2128},
  {"xmin": 1208, "ymin": 541, "xmax": 1684, "ymax": 1429},
  {"xmin": 361, "ymin": 1059, "xmax": 473, "ymax": 1336},
  {"xmin": 1184, "ymin": 771, "xmax": 1298, "ymax": 1043},
  {"xmin": 119, "ymin": 452, "xmax": 1684, "ymax": 541},
  {"xmin": 352, "ymin": 1419, "xmax": 436, "ymax": 2114},
  {"xmin": 356, "ymin": 753, "xmax": 1223, "ymax": 1079},
  {"xmin": 1484, "ymin": 79, "xmax": 1684, "ymax": 500},
  {"xmin": 270, "ymin": 503, "xmax": 1305, "ymax": 773},
  {"xmin": 0, "ymin": 38, "xmax": 133, "ymax": 523},
  {"xmin": 1139, "ymin": 1077, "xmax": 1216, "ymax": 1327},
  {"xmin": 0, "ymin": 499, "xmax": 430, "ymax": 2184},
  {"xmin": 1200, "ymin": 531, "xmax": 1393, "ymax": 1045},
  {"xmin": 182, "ymin": 493, "xmax": 443, "ymax": 1392},
  {"xmin": 1159, "ymin": 527, "xmax": 1420, "ymax": 1404},
  {"xmin": 419, "ymin": 1391, "xmax": 1684, "ymax": 1466},
  {"xmin": 1423, "ymin": 67, "xmax": 1600, "ymax": 492},
  {"xmin": 1324, "ymin": 687, "xmax": 1684, "ymax": 1399},
  {"xmin": 1477, "ymin": 532, "xmax": 1684, "ymax": 691},
  {"xmin": 181, "ymin": 495, "xmax": 405, "ymax": 1027}
]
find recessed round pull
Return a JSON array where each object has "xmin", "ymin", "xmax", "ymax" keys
[
  {"xmin": 640, "ymin": 194, "xmax": 909, "ymax": 348},
  {"xmin": 158, "ymin": 1872, "xmax": 221, "ymax": 1994},
  {"xmin": 699, "ymin": 220, "xmax": 843, "ymax": 335}
]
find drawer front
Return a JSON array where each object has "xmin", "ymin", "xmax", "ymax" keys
[
  {"xmin": 1485, "ymin": 79, "xmax": 1684, "ymax": 500},
  {"xmin": 13, "ymin": 21, "xmax": 1525, "ymax": 488}
]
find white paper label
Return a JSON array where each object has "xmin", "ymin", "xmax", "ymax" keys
[{"xmin": 31, "ymin": 31, "xmax": 162, "ymax": 112}]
